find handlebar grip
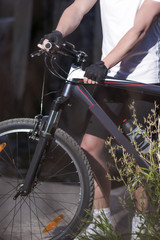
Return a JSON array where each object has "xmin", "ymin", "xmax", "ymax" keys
[{"xmin": 44, "ymin": 42, "xmax": 52, "ymax": 50}]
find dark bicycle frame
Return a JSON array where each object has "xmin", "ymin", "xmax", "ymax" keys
[
  {"xmin": 71, "ymin": 75, "xmax": 160, "ymax": 170},
  {"xmin": 19, "ymin": 46, "xmax": 160, "ymax": 198}
]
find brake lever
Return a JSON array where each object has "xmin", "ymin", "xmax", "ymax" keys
[{"xmin": 30, "ymin": 49, "xmax": 45, "ymax": 58}]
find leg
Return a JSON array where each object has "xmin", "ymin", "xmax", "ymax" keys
[
  {"xmin": 135, "ymin": 186, "xmax": 149, "ymax": 212},
  {"xmin": 81, "ymin": 133, "xmax": 111, "ymax": 209},
  {"xmin": 131, "ymin": 168, "xmax": 149, "ymax": 240}
]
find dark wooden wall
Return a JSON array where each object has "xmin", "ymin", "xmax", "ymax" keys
[
  {"xmin": 0, "ymin": 0, "xmax": 102, "ymax": 136},
  {"xmin": 0, "ymin": 0, "xmax": 33, "ymax": 119}
]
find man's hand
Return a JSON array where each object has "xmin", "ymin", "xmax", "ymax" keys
[
  {"xmin": 84, "ymin": 61, "xmax": 108, "ymax": 84},
  {"xmin": 37, "ymin": 30, "xmax": 63, "ymax": 51}
]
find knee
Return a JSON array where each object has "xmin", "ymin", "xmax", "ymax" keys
[
  {"xmin": 81, "ymin": 138, "xmax": 97, "ymax": 154},
  {"xmin": 80, "ymin": 134, "xmax": 105, "ymax": 156}
]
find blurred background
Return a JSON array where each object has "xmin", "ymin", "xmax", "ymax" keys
[
  {"xmin": 0, "ymin": 0, "xmax": 102, "ymax": 137},
  {"xmin": 1, "ymin": 3, "xmax": 156, "ymax": 236}
]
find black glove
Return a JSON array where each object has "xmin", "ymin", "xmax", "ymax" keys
[
  {"xmin": 39, "ymin": 30, "xmax": 63, "ymax": 48},
  {"xmin": 84, "ymin": 61, "xmax": 108, "ymax": 82}
]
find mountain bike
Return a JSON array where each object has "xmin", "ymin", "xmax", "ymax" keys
[{"xmin": 0, "ymin": 41, "xmax": 157, "ymax": 240}]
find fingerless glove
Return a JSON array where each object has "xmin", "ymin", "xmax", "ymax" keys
[
  {"xmin": 84, "ymin": 61, "xmax": 108, "ymax": 82},
  {"xmin": 39, "ymin": 30, "xmax": 63, "ymax": 48}
]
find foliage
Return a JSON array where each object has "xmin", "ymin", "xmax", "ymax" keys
[
  {"xmin": 106, "ymin": 101, "xmax": 160, "ymax": 239},
  {"xmin": 75, "ymin": 210, "xmax": 122, "ymax": 240},
  {"xmin": 76, "ymin": 102, "xmax": 160, "ymax": 240}
]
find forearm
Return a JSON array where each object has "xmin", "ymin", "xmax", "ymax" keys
[
  {"xmin": 102, "ymin": 0, "xmax": 160, "ymax": 69},
  {"xmin": 102, "ymin": 27, "xmax": 145, "ymax": 69},
  {"xmin": 56, "ymin": 5, "xmax": 84, "ymax": 37},
  {"xmin": 55, "ymin": 0, "xmax": 97, "ymax": 37}
]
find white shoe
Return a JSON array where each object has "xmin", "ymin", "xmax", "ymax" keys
[
  {"xmin": 74, "ymin": 208, "xmax": 112, "ymax": 239},
  {"xmin": 74, "ymin": 222, "xmax": 96, "ymax": 240},
  {"xmin": 131, "ymin": 214, "xmax": 146, "ymax": 240}
]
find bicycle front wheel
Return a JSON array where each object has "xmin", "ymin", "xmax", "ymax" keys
[{"xmin": 0, "ymin": 118, "xmax": 94, "ymax": 240}]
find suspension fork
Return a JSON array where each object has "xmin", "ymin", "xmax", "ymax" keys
[{"xmin": 14, "ymin": 83, "xmax": 72, "ymax": 199}]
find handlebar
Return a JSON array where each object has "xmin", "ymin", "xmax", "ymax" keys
[{"xmin": 31, "ymin": 41, "xmax": 88, "ymax": 66}]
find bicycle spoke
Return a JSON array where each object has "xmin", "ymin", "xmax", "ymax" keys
[
  {"xmin": 1, "ymin": 196, "xmax": 27, "ymax": 237},
  {"xmin": 35, "ymin": 189, "xmax": 75, "ymax": 216},
  {"xmin": 34, "ymin": 188, "xmax": 80, "ymax": 205},
  {"xmin": 10, "ymin": 198, "xmax": 17, "ymax": 240},
  {"xmin": 29, "ymin": 196, "xmax": 33, "ymax": 240},
  {"xmin": 0, "ymin": 120, "xmax": 94, "ymax": 239},
  {"xmin": 33, "ymin": 186, "xmax": 80, "ymax": 227},
  {"xmin": 23, "ymin": 195, "xmax": 52, "ymax": 239},
  {"xmin": 32, "ymin": 193, "xmax": 43, "ymax": 240}
]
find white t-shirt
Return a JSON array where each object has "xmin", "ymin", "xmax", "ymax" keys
[{"xmin": 100, "ymin": 0, "xmax": 160, "ymax": 83}]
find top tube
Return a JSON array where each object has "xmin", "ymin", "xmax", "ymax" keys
[{"xmin": 67, "ymin": 64, "xmax": 160, "ymax": 98}]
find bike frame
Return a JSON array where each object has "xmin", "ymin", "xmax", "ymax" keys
[
  {"xmin": 67, "ymin": 65, "xmax": 160, "ymax": 170},
  {"xmin": 20, "ymin": 57, "xmax": 160, "ymax": 197}
]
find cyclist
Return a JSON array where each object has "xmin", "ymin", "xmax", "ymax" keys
[{"xmin": 38, "ymin": 0, "xmax": 160, "ymax": 239}]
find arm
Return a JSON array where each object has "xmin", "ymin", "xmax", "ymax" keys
[
  {"xmin": 38, "ymin": 0, "xmax": 97, "ymax": 49},
  {"xmin": 56, "ymin": 0, "xmax": 98, "ymax": 37},
  {"xmin": 102, "ymin": 0, "xmax": 160, "ymax": 69}
]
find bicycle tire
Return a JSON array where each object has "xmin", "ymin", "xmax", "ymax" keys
[{"xmin": 0, "ymin": 118, "xmax": 94, "ymax": 240}]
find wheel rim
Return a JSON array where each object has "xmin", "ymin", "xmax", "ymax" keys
[{"xmin": 0, "ymin": 127, "xmax": 85, "ymax": 240}]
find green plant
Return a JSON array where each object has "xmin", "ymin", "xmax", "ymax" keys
[
  {"xmin": 76, "ymin": 102, "xmax": 160, "ymax": 240},
  {"xmin": 75, "ymin": 210, "xmax": 122, "ymax": 240},
  {"xmin": 106, "ymin": 101, "xmax": 160, "ymax": 239}
]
